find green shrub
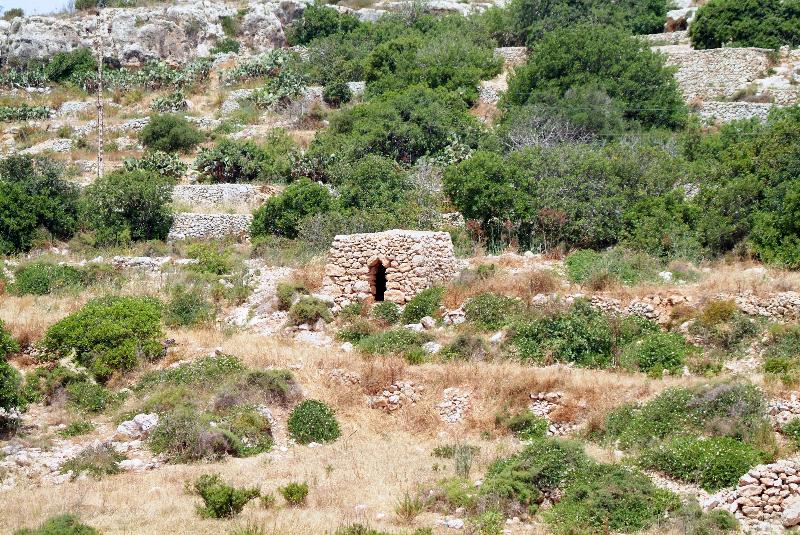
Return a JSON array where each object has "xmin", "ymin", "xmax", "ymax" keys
[
  {"xmin": 3, "ymin": 8, "xmax": 23, "ymax": 20},
  {"xmin": 139, "ymin": 113, "xmax": 203, "ymax": 153},
  {"xmin": 45, "ymin": 48, "xmax": 96, "ymax": 83},
  {"xmin": 505, "ymin": 24, "xmax": 686, "ymax": 129},
  {"xmin": 186, "ymin": 242, "xmax": 232, "ymax": 275},
  {"xmin": 479, "ymin": 437, "xmax": 589, "ymax": 511},
  {"xmin": 211, "ymin": 37, "xmax": 241, "ymax": 55},
  {"xmin": 287, "ymin": 3, "xmax": 361, "ymax": 45},
  {"xmin": 59, "ymin": 420, "xmax": 95, "ymax": 438},
  {"xmin": 43, "ymin": 296, "xmax": 164, "ymax": 382},
  {"xmin": 782, "ymin": 419, "xmax": 800, "ymax": 448},
  {"xmin": 279, "ymin": 481, "xmax": 309, "ymax": 506},
  {"xmin": 66, "ymin": 381, "xmax": 118, "ymax": 412},
  {"xmin": 356, "ymin": 329, "xmax": 424, "ymax": 357},
  {"xmin": 323, "ymin": 80, "xmax": 352, "ymax": 107},
  {"xmin": 510, "ymin": 300, "xmax": 613, "ymax": 368},
  {"xmin": 9, "ymin": 262, "xmax": 86, "ymax": 295},
  {"xmin": 498, "ymin": 410, "xmax": 548, "ymax": 439},
  {"xmin": 690, "ymin": 0, "xmax": 800, "ymax": 49},
  {"xmin": 149, "ymin": 406, "xmax": 238, "ymax": 462},
  {"xmin": 150, "ymin": 91, "xmax": 187, "ymax": 113},
  {"xmin": 440, "ymin": 334, "xmax": 489, "ymax": 362},
  {"xmin": 193, "ymin": 474, "xmax": 260, "ymax": 518},
  {"xmin": 599, "ymin": 383, "xmax": 770, "ymax": 450},
  {"xmin": 638, "ymin": 436, "xmax": 766, "ymax": 491},
  {"xmin": 61, "ymin": 444, "xmax": 124, "ymax": 480},
  {"xmin": 620, "ymin": 332, "xmax": 690, "ymax": 376},
  {"xmin": 123, "ymin": 150, "xmax": 187, "ymax": 179},
  {"xmin": 565, "ymin": 248, "xmax": 661, "ymax": 286},
  {"xmin": 287, "ymin": 297, "xmax": 332, "ymax": 326},
  {"xmin": 0, "ymin": 319, "xmax": 20, "ymax": 359},
  {"xmin": 0, "ymin": 359, "xmax": 24, "ymax": 411},
  {"xmin": 276, "ymin": 282, "xmax": 308, "ymax": 311},
  {"xmin": 464, "ymin": 293, "xmax": 523, "ymax": 330},
  {"xmin": 84, "ymin": 169, "xmax": 173, "ymax": 245},
  {"xmin": 0, "ymin": 155, "xmax": 80, "ymax": 254},
  {"xmin": 221, "ymin": 405, "xmax": 274, "ymax": 456},
  {"xmin": 251, "ymin": 178, "xmax": 333, "ymax": 239},
  {"xmin": 333, "ymin": 154, "xmax": 409, "ymax": 210},
  {"xmin": 691, "ymin": 301, "xmax": 758, "ymax": 351},
  {"xmin": 401, "ymin": 287, "xmax": 443, "ymax": 324},
  {"xmin": 432, "ymin": 443, "xmax": 480, "ymax": 460},
  {"xmin": 545, "ymin": 464, "xmax": 679, "ymax": 534},
  {"xmin": 195, "ymin": 139, "xmax": 280, "ymax": 184},
  {"xmin": 287, "ymin": 399, "xmax": 341, "ymax": 444},
  {"xmin": 13, "ymin": 514, "xmax": 101, "ymax": 535},
  {"xmin": 371, "ymin": 301, "xmax": 400, "ymax": 325},
  {"xmin": 165, "ymin": 285, "xmax": 213, "ymax": 327},
  {"xmin": 468, "ymin": 510, "xmax": 504, "ymax": 535},
  {"xmin": 239, "ymin": 369, "xmax": 300, "ymax": 407},
  {"xmin": 135, "ymin": 354, "xmax": 245, "ymax": 391}
]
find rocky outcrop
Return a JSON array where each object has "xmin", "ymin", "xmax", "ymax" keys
[{"xmin": 0, "ymin": 0, "xmax": 310, "ymax": 66}]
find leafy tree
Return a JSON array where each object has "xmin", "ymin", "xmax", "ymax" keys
[
  {"xmin": 0, "ymin": 156, "xmax": 80, "ymax": 254},
  {"xmin": 140, "ymin": 114, "xmax": 203, "ymax": 153},
  {"xmin": 84, "ymin": 170, "xmax": 173, "ymax": 245},
  {"xmin": 45, "ymin": 48, "xmax": 97, "ymax": 83},
  {"xmin": 287, "ymin": 3, "xmax": 362, "ymax": 45},
  {"xmin": 251, "ymin": 178, "xmax": 333, "ymax": 239},
  {"xmin": 690, "ymin": 0, "xmax": 800, "ymax": 49},
  {"xmin": 333, "ymin": 155, "xmax": 409, "ymax": 210},
  {"xmin": 505, "ymin": 24, "xmax": 687, "ymax": 129}
]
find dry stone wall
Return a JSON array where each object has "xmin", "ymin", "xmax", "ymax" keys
[
  {"xmin": 694, "ymin": 101, "xmax": 775, "ymax": 123},
  {"xmin": 321, "ymin": 230, "xmax": 457, "ymax": 309},
  {"xmin": 172, "ymin": 184, "xmax": 273, "ymax": 211},
  {"xmin": 657, "ymin": 45, "xmax": 772, "ymax": 101},
  {"xmin": 167, "ymin": 213, "xmax": 252, "ymax": 241}
]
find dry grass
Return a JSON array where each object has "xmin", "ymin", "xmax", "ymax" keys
[
  {"xmin": 291, "ymin": 258, "xmax": 326, "ymax": 292},
  {"xmin": 444, "ymin": 268, "xmax": 561, "ymax": 309}
]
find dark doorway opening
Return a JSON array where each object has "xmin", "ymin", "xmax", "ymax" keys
[{"xmin": 370, "ymin": 262, "xmax": 387, "ymax": 301}]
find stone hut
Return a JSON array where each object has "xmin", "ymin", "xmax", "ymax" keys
[{"xmin": 321, "ymin": 230, "xmax": 458, "ymax": 310}]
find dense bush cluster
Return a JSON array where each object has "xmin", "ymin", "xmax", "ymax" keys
[
  {"xmin": 690, "ymin": 0, "xmax": 800, "ymax": 49},
  {"xmin": 195, "ymin": 131, "xmax": 295, "ymax": 183},
  {"xmin": 287, "ymin": 399, "xmax": 341, "ymax": 444}
]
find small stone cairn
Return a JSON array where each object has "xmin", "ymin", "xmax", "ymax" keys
[
  {"xmin": 369, "ymin": 381, "xmax": 421, "ymax": 412},
  {"xmin": 439, "ymin": 388, "xmax": 470, "ymax": 423}
]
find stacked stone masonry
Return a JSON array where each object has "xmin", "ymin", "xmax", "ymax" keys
[
  {"xmin": 322, "ymin": 230, "xmax": 457, "ymax": 308},
  {"xmin": 171, "ymin": 184, "xmax": 273, "ymax": 211},
  {"xmin": 657, "ymin": 46, "xmax": 772, "ymax": 101},
  {"xmin": 167, "ymin": 213, "xmax": 252, "ymax": 241},
  {"xmin": 694, "ymin": 101, "xmax": 775, "ymax": 123}
]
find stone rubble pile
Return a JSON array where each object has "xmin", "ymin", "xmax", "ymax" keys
[
  {"xmin": 115, "ymin": 413, "xmax": 159, "ymax": 440},
  {"xmin": 369, "ymin": 381, "xmax": 421, "ymax": 411},
  {"xmin": 529, "ymin": 392, "xmax": 577, "ymax": 436},
  {"xmin": 328, "ymin": 368, "xmax": 361, "ymax": 386},
  {"xmin": 438, "ymin": 388, "xmax": 470, "ymax": 423},
  {"xmin": 769, "ymin": 395, "xmax": 800, "ymax": 428},
  {"xmin": 226, "ymin": 260, "xmax": 293, "ymax": 335},
  {"xmin": 705, "ymin": 460, "xmax": 800, "ymax": 529}
]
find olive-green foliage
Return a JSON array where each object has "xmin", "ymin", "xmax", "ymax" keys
[
  {"xmin": 690, "ymin": 0, "xmax": 800, "ymax": 49},
  {"xmin": 371, "ymin": 301, "xmax": 400, "ymax": 325},
  {"xmin": 505, "ymin": 24, "xmax": 686, "ymax": 129},
  {"xmin": 305, "ymin": 85, "xmax": 481, "ymax": 179},
  {"xmin": 764, "ymin": 325, "xmax": 800, "ymax": 384},
  {"xmin": 251, "ymin": 178, "xmax": 333, "ymax": 239},
  {"xmin": 135, "ymin": 354, "xmax": 246, "ymax": 391},
  {"xmin": 9, "ymin": 262, "xmax": 86, "ymax": 295},
  {"xmin": 220, "ymin": 405, "xmax": 274, "ymax": 456},
  {"xmin": 139, "ymin": 114, "xmax": 203, "ymax": 153},
  {"xmin": 186, "ymin": 242, "xmax": 233, "ymax": 275},
  {"xmin": 356, "ymin": 329, "xmax": 425, "ymax": 356},
  {"xmin": 0, "ymin": 155, "xmax": 80, "ymax": 254},
  {"xmin": 0, "ymin": 359, "xmax": 24, "ymax": 412},
  {"xmin": 279, "ymin": 481, "xmax": 309, "ymax": 506},
  {"xmin": 165, "ymin": 285, "xmax": 214, "ymax": 327},
  {"xmin": 59, "ymin": 420, "xmax": 95, "ymax": 438},
  {"xmin": 638, "ymin": 436, "xmax": 766, "ymax": 491},
  {"xmin": 440, "ymin": 333, "xmax": 489, "ymax": 362},
  {"xmin": 287, "ymin": 3, "xmax": 361, "ymax": 45},
  {"xmin": 84, "ymin": 169, "xmax": 173, "ymax": 245},
  {"xmin": 287, "ymin": 297, "xmax": 332, "ymax": 326},
  {"xmin": 211, "ymin": 37, "xmax": 241, "ymax": 55},
  {"xmin": 620, "ymin": 332, "xmax": 690, "ymax": 376},
  {"xmin": 43, "ymin": 296, "xmax": 164, "ymax": 382},
  {"xmin": 599, "ymin": 382, "xmax": 770, "ymax": 450},
  {"xmin": 510, "ymin": 300, "xmax": 614, "ymax": 367},
  {"xmin": 0, "ymin": 319, "xmax": 20, "ymax": 359},
  {"xmin": 193, "ymin": 474, "xmax": 260, "ymax": 518},
  {"xmin": 66, "ymin": 381, "xmax": 118, "ymax": 412},
  {"xmin": 464, "ymin": 293, "xmax": 523, "ymax": 330},
  {"xmin": 123, "ymin": 150, "xmax": 187, "ymax": 180},
  {"xmin": 671, "ymin": 500, "xmax": 739, "ymax": 534},
  {"xmin": 401, "ymin": 287, "xmax": 443, "ymax": 324},
  {"xmin": 13, "ymin": 515, "xmax": 101, "ymax": 535},
  {"xmin": 61, "ymin": 444, "xmax": 124, "ymax": 480},
  {"xmin": 690, "ymin": 300, "xmax": 758, "ymax": 351},
  {"xmin": 149, "ymin": 406, "xmax": 238, "ymax": 462},
  {"xmin": 564, "ymin": 248, "xmax": 661, "ymax": 286},
  {"xmin": 322, "ymin": 80, "xmax": 352, "ymax": 107},
  {"xmin": 332, "ymin": 155, "xmax": 409, "ymax": 210},
  {"xmin": 45, "ymin": 48, "xmax": 97, "ymax": 83},
  {"xmin": 479, "ymin": 437, "xmax": 589, "ymax": 510},
  {"xmin": 276, "ymin": 282, "xmax": 308, "ymax": 311},
  {"xmin": 287, "ymin": 399, "xmax": 341, "ymax": 444},
  {"xmin": 544, "ymin": 464, "xmax": 679, "ymax": 534},
  {"xmin": 782, "ymin": 418, "xmax": 800, "ymax": 448},
  {"xmin": 196, "ymin": 132, "xmax": 295, "ymax": 183},
  {"xmin": 493, "ymin": 0, "xmax": 670, "ymax": 45},
  {"xmin": 497, "ymin": 409, "xmax": 548, "ymax": 439}
]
